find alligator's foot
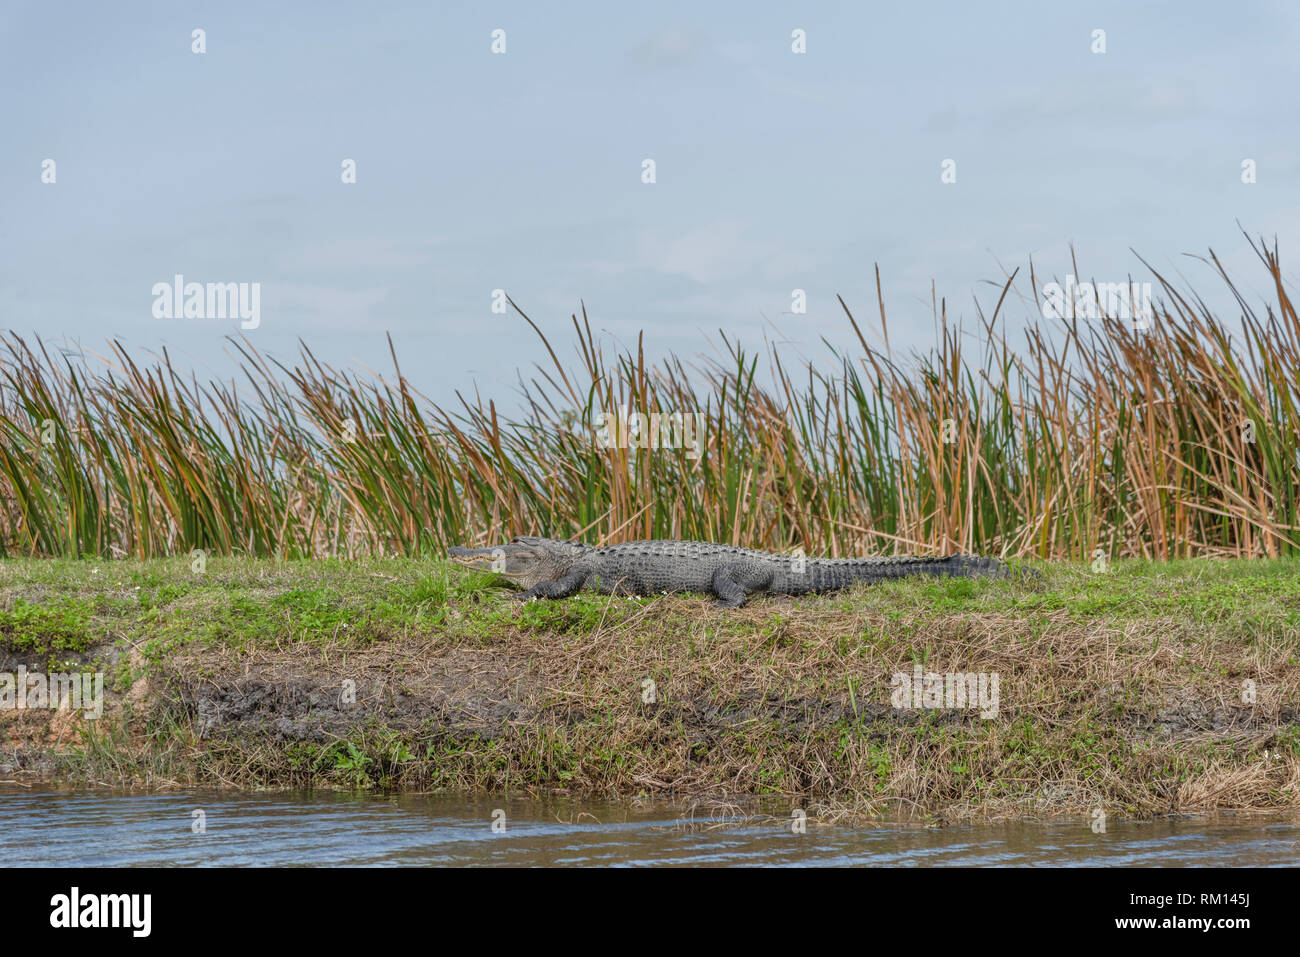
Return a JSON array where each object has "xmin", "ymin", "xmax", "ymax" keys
[
  {"xmin": 513, "ymin": 571, "xmax": 589, "ymax": 602},
  {"xmin": 710, "ymin": 564, "xmax": 754, "ymax": 608}
]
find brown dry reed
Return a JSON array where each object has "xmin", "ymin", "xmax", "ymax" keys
[{"xmin": 1, "ymin": 234, "xmax": 1297, "ymax": 562}]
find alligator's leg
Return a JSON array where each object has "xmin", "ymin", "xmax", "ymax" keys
[
  {"xmin": 710, "ymin": 564, "xmax": 753, "ymax": 608},
  {"xmin": 514, "ymin": 571, "xmax": 588, "ymax": 601}
]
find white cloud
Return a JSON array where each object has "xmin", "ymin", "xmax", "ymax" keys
[
  {"xmin": 267, "ymin": 282, "xmax": 390, "ymax": 328},
  {"xmin": 630, "ymin": 26, "xmax": 708, "ymax": 68},
  {"xmin": 277, "ymin": 236, "xmax": 445, "ymax": 270},
  {"xmin": 633, "ymin": 219, "xmax": 819, "ymax": 284}
]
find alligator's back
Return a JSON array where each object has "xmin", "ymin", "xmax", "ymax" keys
[
  {"xmin": 579, "ymin": 540, "xmax": 774, "ymax": 595},
  {"xmin": 575, "ymin": 540, "xmax": 1019, "ymax": 604}
]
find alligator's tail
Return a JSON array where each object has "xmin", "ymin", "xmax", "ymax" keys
[{"xmin": 941, "ymin": 554, "xmax": 1041, "ymax": 582}]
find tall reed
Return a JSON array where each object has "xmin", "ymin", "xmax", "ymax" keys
[{"xmin": 1, "ymin": 235, "xmax": 1296, "ymax": 561}]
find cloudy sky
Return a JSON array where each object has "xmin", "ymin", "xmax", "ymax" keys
[{"xmin": 3, "ymin": 0, "xmax": 1298, "ymax": 407}]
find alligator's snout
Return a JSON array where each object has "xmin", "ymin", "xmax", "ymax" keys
[
  {"xmin": 446, "ymin": 544, "xmax": 503, "ymax": 572},
  {"xmin": 447, "ymin": 539, "xmax": 550, "ymax": 589},
  {"xmin": 447, "ymin": 538, "xmax": 588, "ymax": 591},
  {"xmin": 446, "ymin": 545, "xmax": 489, "ymax": 559}
]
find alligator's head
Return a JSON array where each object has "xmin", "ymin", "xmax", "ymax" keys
[{"xmin": 447, "ymin": 536, "xmax": 590, "ymax": 589}]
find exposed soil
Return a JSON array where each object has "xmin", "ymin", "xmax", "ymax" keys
[{"xmin": 3, "ymin": 558, "xmax": 1300, "ymax": 823}]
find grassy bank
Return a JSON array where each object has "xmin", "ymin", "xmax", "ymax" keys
[{"xmin": 2, "ymin": 556, "xmax": 1298, "ymax": 821}]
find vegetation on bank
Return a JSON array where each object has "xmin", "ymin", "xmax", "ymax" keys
[
  {"xmin": 2, "ymin": 556, "xmax": 1297, "ymax": 820},
  {"xmin": 1, "ymin": 236, "xmax": 1299, "ymax": 564}
]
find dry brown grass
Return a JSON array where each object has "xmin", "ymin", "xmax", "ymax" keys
[{"xmin": 22, "ymin": 569, "xmax": 1295, "ymax": 822}]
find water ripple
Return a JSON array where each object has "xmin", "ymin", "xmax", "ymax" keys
[{"xmin": 2, "ymin": 788, "xmax": 1297, "ymax": 867}]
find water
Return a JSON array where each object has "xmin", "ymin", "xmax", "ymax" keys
[{"xmin": 2, "ymin": 786, "xmax": 1298, "ymax": 866}]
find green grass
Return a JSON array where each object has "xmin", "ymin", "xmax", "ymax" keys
[
  {"xmin": 5, "ymin": 554, "xmax": 1300, "ymax": 658},
  {"xmin": 4, "ymin": 556, "xmax": 1298, "ymax": 819},
  {"xmin": 0, "ymin": 596, "xmax": 98, "ymax": 665}
]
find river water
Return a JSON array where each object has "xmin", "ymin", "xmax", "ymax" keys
[{"xmin": 2, "ymin": 787, "xmax": 1297, "ymax": 866}]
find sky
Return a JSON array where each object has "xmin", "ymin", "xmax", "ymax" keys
[{"xmin": 3, "ymin": 0, "xmax": 1298, "ymax": 409}]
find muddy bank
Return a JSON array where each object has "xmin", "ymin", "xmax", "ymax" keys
[
  {"xmin": 2, "ymin": 557, "xmax": 1299, "ymax": 820},
  {"xmin": 163, "ymin": 645, "xmax": 1293, "ymax": 749},
  {"xmin": 5, "ymin": 620, "xmax": 1299, "ymax": 819}
]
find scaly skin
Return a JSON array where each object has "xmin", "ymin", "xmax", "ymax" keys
[{"xmin": 448, "ymin": 537, "xmax": 1026, "ymax": 608}]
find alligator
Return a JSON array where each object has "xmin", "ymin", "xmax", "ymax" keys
[{"xmin": 447, "ymin": 537, "xmax": 1028, "ymax": 608}]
